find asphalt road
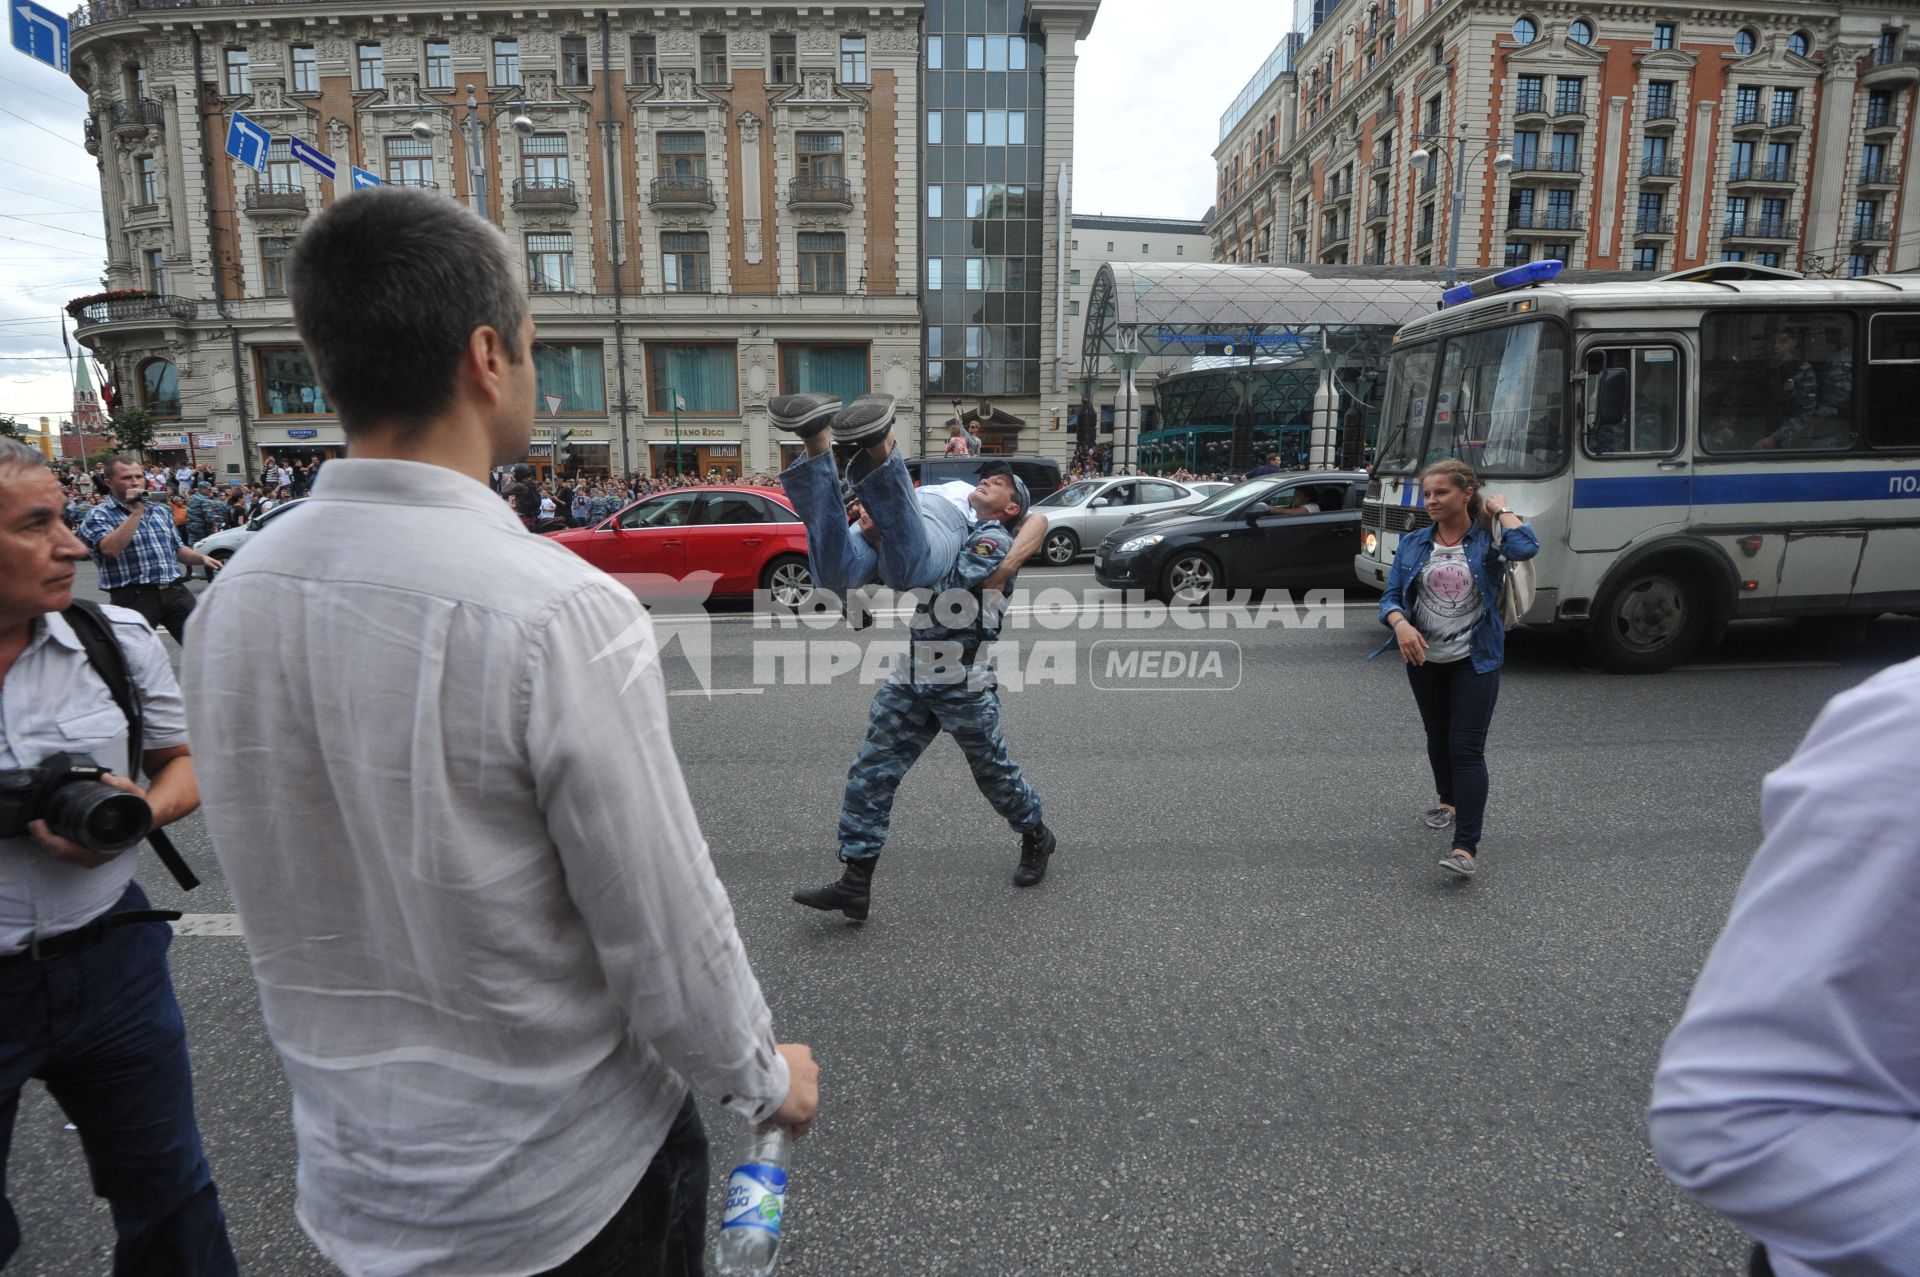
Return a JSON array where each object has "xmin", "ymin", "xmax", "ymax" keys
[{"xmin": 11, "ymin": 565, "xmax": 1919, "ymax": 1275}]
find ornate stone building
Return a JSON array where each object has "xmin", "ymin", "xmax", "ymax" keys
[
  {"xmin": 1213, "ymin": 4, "xmax": 1920, "ymax": 283},
  {"xmin": 66, "ymin": 1, "xmax": 933, "ymax": 480}
]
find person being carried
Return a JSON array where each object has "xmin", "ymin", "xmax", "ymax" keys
[{"xmin": 769, "ymin": 391, "xmax": 1059, "ymax": 915}]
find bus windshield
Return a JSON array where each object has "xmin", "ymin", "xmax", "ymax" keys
[{"xmin": 1376, "ymin": 320, "xmax": 1568, "ymax": 477}]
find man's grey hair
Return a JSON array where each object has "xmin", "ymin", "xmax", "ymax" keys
[
  {"xmin": 0, "ymin": 437, "xmax": 49, "ymax": 479},
  {"xmin": 288, "ymin": 186, "xmax": 529, "ymax": 437}
]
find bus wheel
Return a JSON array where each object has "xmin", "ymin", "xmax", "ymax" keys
[{"xmin": 1589, "ymin": 567, "xmax": 1704, "ymax": 674}]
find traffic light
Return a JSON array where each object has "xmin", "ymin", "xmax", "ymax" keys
[{"xmin": 553, "ymin": 427, "xmax": 574, "ymax": 472}]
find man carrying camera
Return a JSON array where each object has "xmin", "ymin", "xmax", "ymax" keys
[
  {"xmin": 0, "ymin": 437, "xmax": 237, "ymax": 1273},
  {"xmin": 75, "ymin": 455, "xmax": 224, "ymax": 648}
]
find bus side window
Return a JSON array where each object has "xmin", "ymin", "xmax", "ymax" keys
[
  {"xmin": 1584, "ymin": 346, "xmax": 1681, "ymax": 457},
  {"xmin": 1867, "ymin": 312, "xmax": 1920, "ymax": 450},
  {"xmin": 1700, "ymin": 310, "xmax": 1854, "ymax": 453}
]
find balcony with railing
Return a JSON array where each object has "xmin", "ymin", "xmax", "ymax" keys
[
  {"xmin": 1865, "ymin": 104, "xmax": 1898, "ymax": 132},
  {"xmin": 1723, "ymin": 215, "xmax": 1799, "ymax": 241},
  {"xmin": 512, "ymin": 178, "xmax": 577, "ymax": 211},
  {"xmin": 1633, "ymin": 213, "xmax": 1676, "ymax": 237},
  {"xmin": 1853, "ymin": 218, "xmax": 1894, "ymax": 243},
  {"xmin": 789, "ymin": 175, "xmax": 853, "ymax": 209},
  {"xmin": 1768, "ymin": 103, "xmax": 1805, "ymax": 131},
  {"xmin": 649, "ymin": 175, "xmax": 714, "ymax": 209},
  {"xmin": 1325, "ymin": 176, "xmax": 1353, "ymax": 204},
  {"xmin": 1728, "ymin": 159, "xmax": 1796, "ymax": 185},
  {"xmin": 1363, "ymin": 245, "xmax": 1387, "ymax": 264},
  {"xmin": 244, "ymin": 183, "xmax": 308, "ymax": 216},
  {"xmin": 1644, "ymin": 102, "xmax": 1679, "ymax": 130},
  {"xmin": 1640, "ymin": 155, "xmax": 1682, "ymax": 181},
  {"xmin": 1364, "ymin": 194, "xmax": 1390, "ymax": 224},
  {"xmin": 390, "ymin": 177, "xmax": 439, "ymax": 190},
  {"xmin": 1859, "ymin": 162, "xmax": 1901, "ymax": 188},
  {"xmin": 1321, "ymin": 223, "xmax": 1351, "ymax": 248},
  {"xmin": 1507, "ymin": 208, "xmax": 1584, "ymax": 233},
  {"xmin": 1731, "ymin": 104, "xmax": 1766, "ymax": 133},
  {"xmin": 1515, "ymin": 89, "xmax": 1546, "ymax": 117},
  {"xmin": 1509, "ymin": 152, "xmax": 1583, "ymax": 182},
  {"xmin": 1371, "ymin": 153, "xmax": 1396, "ymax": 173},
  {"xmin": 1415, "ymin": 224, "xmax": 1434, "ymax": 248},
  {"xmin": 1551, "ymin": 93, "xmax": 1586, "ymax": 120},
  {"xmin": 67, "ymin": 291, "xmax": 197, "ymax": 336},
  {"xmin": 108, "ymin": 96, "xmax": 163, "ymax": 134},
  {"xmin": 1864, "ymin": 43, "xmax": 1920, "ymax": 83}
]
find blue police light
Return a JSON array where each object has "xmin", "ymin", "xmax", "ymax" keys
[{"xmin": 1440, "ymin": 258, "xmax": 1564, "ymax": 308}]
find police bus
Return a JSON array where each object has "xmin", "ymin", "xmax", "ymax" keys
[{"xmin": 1353, "ymin": 262, "xmax": 1920, "ymax": 672}]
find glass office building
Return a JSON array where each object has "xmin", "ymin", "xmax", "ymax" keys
[{"xmin": 923, "ymin": 1, "xmax": 1047, "ymax": 401}]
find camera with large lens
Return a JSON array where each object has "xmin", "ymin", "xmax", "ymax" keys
[{"xmin": 0, "ymin": 753, "xmax": 152, "ymax": 855}]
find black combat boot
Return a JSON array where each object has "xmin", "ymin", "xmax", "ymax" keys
[
  {"xmin": 793, "ymin": 858, "xmax": 876, "ymax": 920},
  {"xmin": 1012, "ymin": 821, "xmax": 1056, "ymax": 887}
]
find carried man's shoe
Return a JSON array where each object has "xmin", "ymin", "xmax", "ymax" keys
[
  {"xmin": 832, "ymin": 394, "xmax": 896, "ymax": 447},
  {"xmin": 770, "ymin": 392, "xmax": 843, "ymax": 438},
  {"xmin": 1013, "ymin": 821, "xmax": 1056, "ymax": 887},
  {"xmin": 793, "ymin": 857, "xmax": 876, "ymax": 920}
]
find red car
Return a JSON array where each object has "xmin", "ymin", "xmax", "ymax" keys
[{"xmin": 546, "ymin": 486, "xmax": 815, "ymax": 606}]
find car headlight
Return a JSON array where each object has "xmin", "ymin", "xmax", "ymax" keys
[
  {"xmin": 1117, "ymin": 533, "xmax": 1164, "ymax": 554},
  {"xmin": 1363, "ymin": 531, "xmax": 1378, "ymax": 557}
]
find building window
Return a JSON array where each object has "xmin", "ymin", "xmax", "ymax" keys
[
  {"xmin": 798, "ymin": 232, "xmax": 846, "ymax": 293},
  {"xmin": 1177, "ymin": 244, "xmax": 1185, "ymax": 255},
  {"xmin": 1068, "ymin": 300, "xmax": 1080, "ymax": 315},
  {"xmin": 521, "ymin": 133, "xmax": 570, "ymax": 186},
  {"xmin": 1653, "ymin": 22, "xmax": 1675, "ymax": 50},
  {"xmin": 771, "ymin": 33, "xmax": 797, "ymax": 84},
  {"xmin": 527, "ymin": 233, "xmax": 574, "ymax": 292},
  {"xmin": 1771, "ymin": 87, "xmax": 1800, "ymax": 126},
  {"xmin": 1735, "ymin": 28, "xmax": 1757, "ymax": 55},
  {"xmin": 840, "ymin": 35, "xmax": 867, "ymax": 84},
  {"xmin": 139, "ymin": 358, "xmax": 180, "ymax": 416},
  {"xmin": 927, "ymin": 36, "xmax": 943, "ymax": 69},
  {"xmin": 256, "ymin": 347, "xmax": 331, "ymax": 416},
  {"xmin": 534, "ymin": 343, "xmax": 605, "ymax": 414},
  {"xmin": 385, "ymin": 135, "xmax": 432, "ymax": 186},
  {"xmin": 493, "ymin": 38, "xmax": 520, "ymax": 86},
  {"xmin": 966, "ymin": 111, "xmax": 984, "ymax": 144},
  {"xmin": 265, "ymin": 139, "xmax": 301, "ymax": 191},
  {"xmin": 1554, "ymin": 76, "xmax": 1584, "ymax": 115},
  {"xmin": 1720, "ymin": 250, "xmax": 1746, "ymax": 262},
  {"xmin": 630, "ymin": 35, "xmax": 656, "ymax": 84},
  {"xmin": 648, "ymin": 344, "xmax": 736, "ymax": 414},
  {"xmin": 1512, "ymin": 16, "xmax": 1537, "ymax": 44},
  {"xmin": 927, "ymin": 329, "xmax": 942, "ymax": 361},
  {"xmin": 224, "ymin": 48, "xmax": 250, "ymax": 96},
  {"xmin": 1107, "ymin": 241, "xmax": 1115, "ymax": 251},
  {"xmin": 1867, "ymin": 90, "xmax": 1894, "ymax": 129},
  {"xmin": 927, "ymin": 110, "xmax": 942, "ymax": 144},
  {"xmin": 1646, "ymin": 81, "xmax": 1674, "ymax": 120},
  {"xmin": 965, "ymin": 257, "xmax": 984, "ymax": 289},
  {"xmin": 780, "ymin": 344, "xmax": 869, "ymax": 398},
  {"xmin": 796, "ymin": 131, "xmax": 844, "ymax": 182},
  {"xmin": 1504, "ymin": 242, "xmax": 1531, "ymax": 266},
  {"xmin": 291, "ymin": 46, "xmax": 318, "ymax": 93},
  {"xmin": 423, "ymin": 40, "xmax": 451, "ymax": 90},
  {"xmin": 661, "ymin": 232, "xmax": 710, "ymax": 292},
  {"xmin": 260, "ymin": 236, "xmax": 292, "ymax": 296},
  {"xmin": 142, "ymin": 247, "xmax": 165, "ymax": 292},
  {"xmin": 357, "ymin": 43, "xmax": 384, "ymax": 91},
  {"xmin": 1633, "ymin": 245, "xmax": 1659, "ymax": 271},
  {"xmin": 1754, "ymin": 251, "xmax": 1783, "ymax": 268},
  {"xmin": 1849, "ymin": 252, "xmax": 1875, "ymax": 277},
  {"xmin": 657, "ymin": 132, "xmax": 705, "ymax": 181},
  {"xmin": 927, "ymin": 257, "xmax": 942, "ymax": 289},
  {"xmin": 1788, "ymin": 31, "xmax": 1810, "ymax": 57},
  {"xmin": 135, "ymin": 155, "xmax": 158, "ymax": 205},
  {"xmin": 700, "ymin": 34, "xmax": 727, "ymax": 84},
  {"xmin": 928, "ymin": 185, "xmax": 943, "ymax": 217},
  {"xmin": 561, "ymin": 36, "xmax": 589, "ymax": 86},
  {"xmin": 1569, "ymin": 19, "xmax": 1593, "ymax": 45},
  {"xmin": 1069, "ymin": 269, "xmax": 1081, "ymax": 284}
]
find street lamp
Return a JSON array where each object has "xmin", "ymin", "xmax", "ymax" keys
[
  {"xmin": 453, "ymin": 84, "xmax": 535, "ymax": 220},
  {"xmin": 1407, "ymin": 132, "xmax": 1514, "ymax": 288}
]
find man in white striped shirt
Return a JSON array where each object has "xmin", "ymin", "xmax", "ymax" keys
[{"xmin": 183, "ymin": 187, "xmax": 818, "ymax": 1277}]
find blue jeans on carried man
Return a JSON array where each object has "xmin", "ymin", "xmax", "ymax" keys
[{"xmin": 780, "ymin": 448, "xmax": 969, "ymax": 600}]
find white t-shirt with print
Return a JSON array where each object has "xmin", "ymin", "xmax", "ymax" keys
[{"xmin": 1412, "ymin": 541, "xmax": 1483, "ymax": 664}]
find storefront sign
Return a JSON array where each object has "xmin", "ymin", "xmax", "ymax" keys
[
  {"xmin": 286, "ymin": 428, "xmax": 319, "ymax": 439},
  {"xmin": 193, "ymin": 433, "xmax": 235, "ymax": 446},
  {"xmin": 151, "ymin": 434, "xmax": 186, "ymax": 447},
  {"xmin": 653, "ymin": 425, "xmax": 736, "ymax": 439}
]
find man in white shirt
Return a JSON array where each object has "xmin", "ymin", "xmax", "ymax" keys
[
  {"xmin": 1650, "ymin": 656, "xmax": 1920, "ymax": 1277},
  {"xmin": 183, "ymin": 187, "xmax": 818, "ymax": 1277}
]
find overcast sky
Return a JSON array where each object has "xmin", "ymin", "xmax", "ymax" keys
[{"xmin": 0, "ymin": 0, "xmax": 1292, "ymax": 425}]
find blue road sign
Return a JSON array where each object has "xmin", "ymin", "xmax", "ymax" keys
[
  {"xmin": 350, "ymin": 167, "xmax": 382, "ymax": 190},
  {"xmin": 288, "ymin": 136, "xmax": 336, "ymax": 182},
  {"xmin": 225, "ymin": 112, "xmax": 270, "ymax": 172},
  {"xmin": 10, "ymin": 0, "xmax": 69, "ymax": 74}
]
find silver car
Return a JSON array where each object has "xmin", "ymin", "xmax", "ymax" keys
[
  {"xmin": 1031, "ymin": 477, "xmax": 1214, "ymax": 565},
  {"xmin": 193, "ymin": 496, "xmax": 310, "ymax": 564}
]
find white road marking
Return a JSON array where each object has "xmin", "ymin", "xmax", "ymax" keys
[
  {"xmin": 172, "ymin": 914, "xmax": 244, "ymax": 936},
  {"xmin": 1672, "ymin": 660, "xmax": 1840, "ymax": 671},
  {"xmin": 667, "ymin": 687, "xmax": 766, "ymax": 696}
]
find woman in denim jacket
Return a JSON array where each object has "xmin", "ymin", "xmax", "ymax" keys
[{"xmin": 1375, "ymin": 459, "xmax": 1539, "ymax": 878}]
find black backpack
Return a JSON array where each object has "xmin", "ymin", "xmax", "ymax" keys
[{"xmin": 60, "ymin": 601, "xmax": 200, "ymax": 891}]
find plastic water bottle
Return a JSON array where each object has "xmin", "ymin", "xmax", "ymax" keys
[{"xmin": 715, "ymin": 1126, "xmax": 791, "ymax": 1276}]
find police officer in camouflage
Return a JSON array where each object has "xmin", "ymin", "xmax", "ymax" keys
[{"xmin": 772, "ymin": 391, "xmax": 1057, "ymax": 920}]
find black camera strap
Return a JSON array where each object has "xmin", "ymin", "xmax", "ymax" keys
[{"xmin": 60, "ymin": 601, "xmax": 200, "ymax": 891}]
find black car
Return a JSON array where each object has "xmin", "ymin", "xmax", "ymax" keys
[
  {"xmin": 1092, "ymin": 473, "xmax": 1369, "ymax": 603},
  {"xmin": 904, "ymin": 454, "xmax": 1063, "ymax": 505}
]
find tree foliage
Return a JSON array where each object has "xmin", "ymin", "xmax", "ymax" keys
[{"xmin": 109, "ymin": 407, "xmax": 156, "ymax": 456}]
